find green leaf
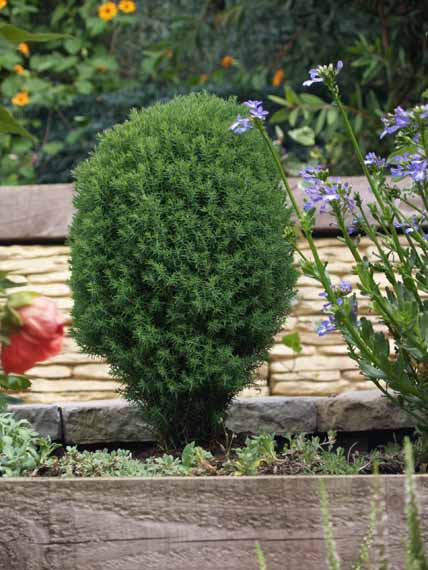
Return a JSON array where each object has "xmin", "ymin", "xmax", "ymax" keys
[
  {"xmin": 282, "ymin": 331, "xmax": 302, "ymax": 354},
  {"xmin": 0, "ymin": 24, "xmax": 70, "ymax": 44},
  {"xmin": 75, "ymin": 80, "xmax": 93, "ymax": 94},
  {"xmin": 268, "ymin": 95, "xmax": 288, "ymax": 106},
  {"xmin": 7, "ymin": 291, "xmax": 39, "ymax": 308},
  {"xmin": 0, "ymin": 106, "xmax": 34, "ymax": 139},
  {"xmin": 42, "ymin": 141, "xmax": 64, "ymax": 155},
  {"xmin": 64, "ymin": 37, "xmax": 82, "ymax": 54},
  {"xmin": 0, "ymin": 374, "xmax": 31, "ymax": 391},
  {"xmin": 288, "ymin": 126, "xmax": 315, "ymax": 146}
]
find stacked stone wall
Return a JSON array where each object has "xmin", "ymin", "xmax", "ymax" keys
[{"xmin": 1, "ymin": 238, "xmax": 378, "ymax": 403}]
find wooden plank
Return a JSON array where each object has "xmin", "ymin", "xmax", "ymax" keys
[
  {"xmin": 0, "ymin": 178, "xmax": 414, "ymax": 241},
  {"xmin": 0, "ymin": 474, "xmax": 427, "ymax": 569},
  {"xmin": 0, "ymin": 184, "xmax": 74, "ymax": 241}
]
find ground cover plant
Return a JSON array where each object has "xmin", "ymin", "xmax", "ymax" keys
[
  {"xmin": 1, "ymin": 429, "xmax": 418, "ymax": 479},
  {"xmin": 70, "ymin": 92, "xmax": 296, "ymax": 447},
  {"xmin": 230, "ymin": 65, "xmax": 428, "ymax": 435}
]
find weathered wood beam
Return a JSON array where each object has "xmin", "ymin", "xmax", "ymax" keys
[{"xmin": 0, "ymin": 178, "xmax": 414, "ymax": 241}]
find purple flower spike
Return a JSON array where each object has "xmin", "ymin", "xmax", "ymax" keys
[
  {"xmin": 380, "ymin": 106, "xmax": 411, "ymax": 139},
  {"xmin": 364, "ymin": 152, "xmax": 386, "ymax": 168},
  {"xmin": 303, "ymin": 68, "xmax": 323, "ymax": 87},
  {"xmin": 303, "ymin": 61, "xmax": 343, "ymax": 88},
  {"xmin": 316, "ymin": 315, "xmax": 336, "ymax": 336},
  {"xmin": 243, "ymin": 100, "xmax": 269, "ymax": 121},
  {"xmin": 230, "ymin": 114, "xmax": 252, "ymax": 134},
  {"xmin": 338, "ymin": 280, "xmax": 352, "ymax": 295}
]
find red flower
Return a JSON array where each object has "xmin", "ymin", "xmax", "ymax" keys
[{"xmin": 1, "ymin": 296, "xmax": 64, "ymax": 375}]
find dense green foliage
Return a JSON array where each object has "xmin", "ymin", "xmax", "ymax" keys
[
  {"xmin": 3, "ymin": 0, "xmax": 427, "ymax": 183},
  {"xmin": 0, "ymin": 413, "xmax": 57, "ymax": 476},
  {"xmin": 70, "ymin": 93, "xmax": 296, "ymax": 445}
]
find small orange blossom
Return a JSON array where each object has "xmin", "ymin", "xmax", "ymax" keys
[
  {"xmin": 14, "ymin": 64, "xmax": 25, "ymax": 75},
  {"xmin": 221, "ymin": 55, "xmax": 233, "ymax": 68},
  {"xmin": 272, "ymin": 69, "xmax": 284, "ymax": 87},
  {"xmin": 98, "ymin": 2, "xmax": 118, "ymax": 21},
  {"xmin": 118, "ymin": 0, "xmax": 136, "ymax": 13},
  {"xmin": 200, "ymin": 73, "xmax": 208, "ymax": 83},
  {"xmin": 18, "ymin": 42, "xmax": 29, "ymax": 56},
  {"xmin": 0, "ymin": 0, "xmax": 8, "ymax": 10},
  {"xmin": 11, "ymin": 91, "xmax": 30, "ymax": 106}
]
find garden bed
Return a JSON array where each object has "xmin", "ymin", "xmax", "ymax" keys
[{"xmin": 1, "ymin": 474, "xmax": 427, "ymax": 570}]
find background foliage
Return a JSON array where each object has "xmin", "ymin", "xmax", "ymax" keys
[{"xmin": 0, "ymin": 0, "xmax": 427, "ymax": 184}]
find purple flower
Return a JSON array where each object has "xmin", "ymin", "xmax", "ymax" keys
[
  {"xmin": 303, "ymin": 68, "xmax": 323, "ymax": 87},
  {"xmin": 380, "ymin": 106, "xmax": 411, "ymax": 139},
  {"xmin": 316, "ymin": 314, "xmax": 336, "ymax": 336},
  {"xmin": 229, "ymin": 114, "xmax": 252, "ymax": 134},
  {"xmin": 299, "ymin": 167, "xmax": 355, "ymax": 216},
  {"xmin": 243, "ymin": 100, "xmax": 269, "ymax": 120},
  {"xmin": 420, "ymin": 104, "xmax": 428, "ymax": 119},
  {"xmin": 364, "ymin": 152, "xmax": 386, "ymax": 168},
  {"xmin": 303, "ymin": 61, "xmax": 343, "ymax": 88},
  {"xmin": 389, "ymin": 152, "xmax": 428, "ymax": 183},
  {"xmin": 338, "ymin": 280, "xmax": 352, "ymax": 295},
  {"xmin": 394, "ymin": 215, "xmax": 421, "ymax": 234}
]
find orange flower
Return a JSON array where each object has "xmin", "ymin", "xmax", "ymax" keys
[
  {"xmin": 165, "ymin": 49, "xmax": 173, "ymax": 59},
  {"xmin": 200, "ymin": 73, "xmax": 208, "ymax": 83},
  {"xmin": 0, "ymin": 0, "xmax": 7, "ymax": 10},
  {"xmin": 272, "ymin": 69, "xmax": 284, "ymax": 87},
  {"xmin": 118, "ymin": 0, "xmax": 136, "ymax": 13},
  {"xmin": 14, "ymin": 64, "xmax": 25, "ymax": 75},
  {"xmin": 11, "ymin": 91, "xmax": 30, "ymax": 106},
  {"xmin": 18, "ymin": 42, "xmax": 29, "ymax": 56},
  {"xmin": 221, "ymin": 55, "xmax": 234, "ymax": 68},
  {"xmin": 98, "ymin": 2, "xmax": 118, "ymax": 21}
]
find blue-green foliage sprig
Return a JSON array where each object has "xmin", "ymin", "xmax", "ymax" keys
[{"xmin": 231, "ymin": 61, "xmax": 428, "ymax": 429}]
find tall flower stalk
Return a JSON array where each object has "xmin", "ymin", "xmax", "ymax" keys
[{"xmin": 230, "ymin": 65, "xmax": 428, "ymax": 429}]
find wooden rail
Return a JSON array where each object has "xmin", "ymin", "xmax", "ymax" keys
[{"xmin": 0, "ymin": 177, "xmax": 413, "ymax": 241}]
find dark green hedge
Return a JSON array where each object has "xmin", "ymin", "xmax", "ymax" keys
[{"xmin": 70, "ymin": 93, "xmax": 297, "ymax": 445}]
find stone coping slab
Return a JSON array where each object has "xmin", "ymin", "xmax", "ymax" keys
[{"xmin": 8, "ymin": 391, "xmax": 414, "ymax": 444}]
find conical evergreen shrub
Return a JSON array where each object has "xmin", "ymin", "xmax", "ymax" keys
[{"xmin": 70, "ymin": 93, "xmax": 296, "ymax": 446}]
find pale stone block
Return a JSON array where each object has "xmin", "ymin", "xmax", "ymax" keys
[
  {"xmin": 238, "ymin": 386, "xmax": 270, "ymax": 398},
  {"xmin": 269, "ymin": 343, "xmax": 316, "ymax": 360},
  {"xmin": 48, "ymin": 352, "xmax": 105, "ymax": 365},
  {"xmin": 0, "ymin": 256, "xmax": 69, "ymax": 275},
  {"xmin": 341, "ymin": 369, "xmax": 365, "ymax": 381},
  {"xmin": 293, "ymin": 355, "xmax": 356, "ymax": 372},
  {"xmin": 7, "ymin": 283, "xmax": 70, "ymax": 297},
  {"xmin": 28, "ymin": 271, "xmax": 70, "ymax": 284},
  {"xmin": 73, "ymin": 363, "xmax": 112, "ymax": 380},
  {"xmin": 254, "ymin": 363, "xmax": 268, "ymax": 380},
  {"xmin": 270, "ymin": 363, "xmax": 341, "ymax": 385},
  {"xmin": 317, "ymin": 344, "xmax": 349, "ymax": 356},
  {"xmin": 272, "ymin": 379, "xmax": 353, "ymax": 396},
  {"xmin": 270, "ymin": 365, "xmax": 341, "ymax": 381},
  {"xmin": 27, "ymin": 365, "xmax": 72, "ymax": 379},
  {"xmin": 16, "ymin": 391, "xmax": 118, "ymax": 404},
  {"xmin": 0, "ymin": 245, "xmax": 69, "ymax": 260},
  {"xmin": 28, "ymin": 379, "xmax": 119, "ymax": 392}
]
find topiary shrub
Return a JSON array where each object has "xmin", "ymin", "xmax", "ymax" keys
[{"xmin": 70, "ymin": 93, "xmax": 296, "ymax": 446}]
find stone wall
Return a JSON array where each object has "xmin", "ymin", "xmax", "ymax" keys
[{"xmin": 1, "ymin": 238, "xmax": 376, "ymax": 404}]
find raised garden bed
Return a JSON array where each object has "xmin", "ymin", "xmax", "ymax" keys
[
  {"xmin": 0, "ymin": 392, "xmax": 420, "ymax": 569},
  {"xmin": 1, "ymin": 474, "xmax": 427, "ymax": 570}
]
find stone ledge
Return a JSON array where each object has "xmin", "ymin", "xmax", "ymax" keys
[
  {"xmin": 8, "ymin": 403, "xmax": 62, "ymax": 441},
  {"xmin": 316, "ymin": 390, "xmax": 414, "ymax": 432},
  {"xmin": 8, "ymin": 391, "xmax": 415, "ymax": 444}
]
